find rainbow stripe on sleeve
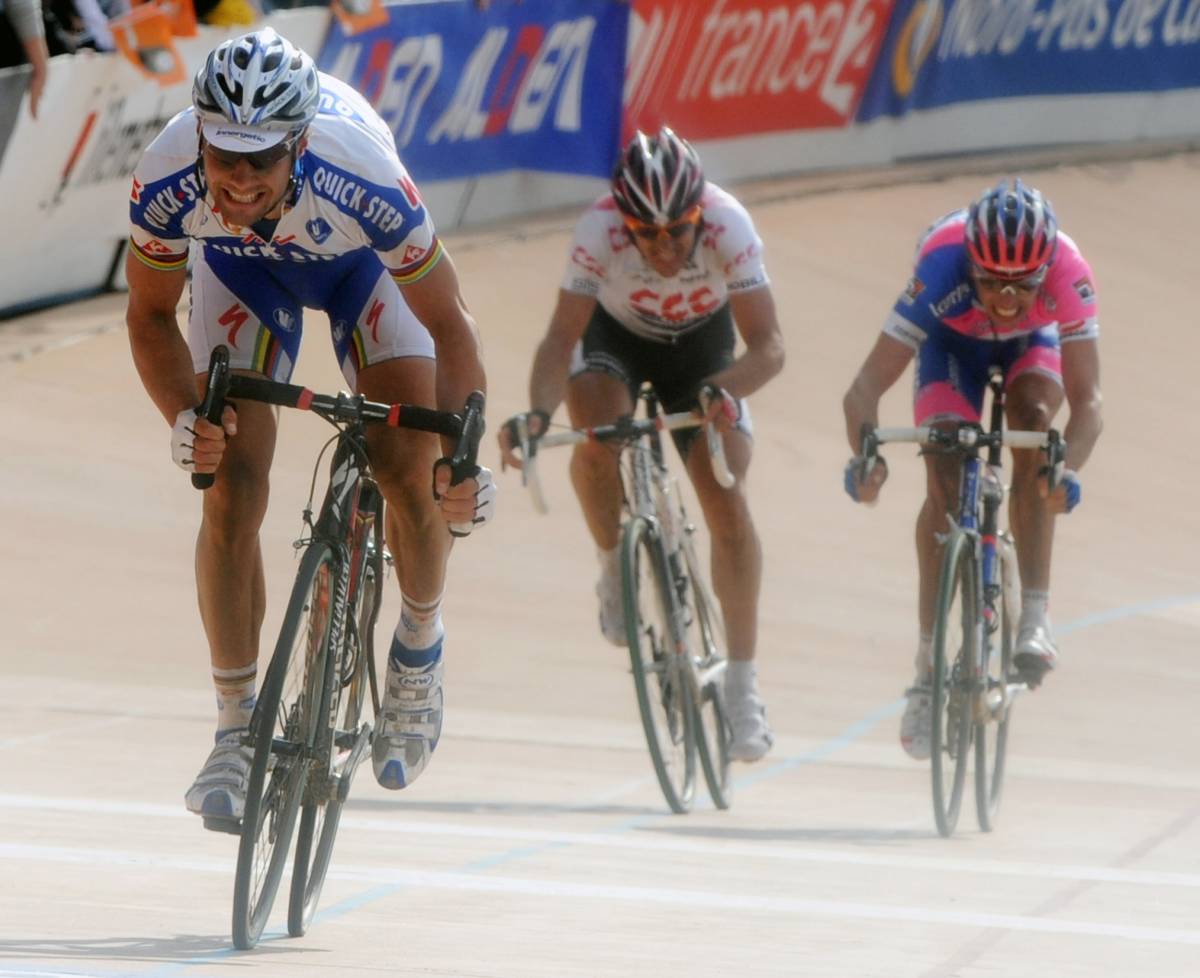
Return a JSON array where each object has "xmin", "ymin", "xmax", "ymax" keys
[
  {"xmin": 130, "ymin": 237, "xmax": 188, "ymax": 272},
  {"xmin": 389, "ymin": 238, "xmax": 444, "ymax": 286}
]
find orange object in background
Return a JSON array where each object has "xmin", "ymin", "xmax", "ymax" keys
[
  {"xmin": 332, "ymin": 0, "xmax": 388, "ymax": 36},
  {"xmin": 131, "ymin": 0, "xmax": 198, "ymax": 37},
  {"xmin": 110, "ymin": 4, "xmax": 188, "ymax": 86}
]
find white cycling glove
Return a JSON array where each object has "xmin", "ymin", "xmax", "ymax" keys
[
  {"xmin": 447, "ymin": 465, "xmax": 497, "ymax": 538},
  {"xmin": 171, "ymin": 408, "xmax": 200, "ymax": 472}
]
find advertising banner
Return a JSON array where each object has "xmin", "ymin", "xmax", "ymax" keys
[
  {"xmin": 625, "ymin": 0, "xmax": 894, "ymax": 139},
  {"xmin": 859, "ymin": 0, "xmax": 1200, "ymax": 120},
  {"xmin": 317, "ymin": 0, "xmax": 629, "ymax": 180}
]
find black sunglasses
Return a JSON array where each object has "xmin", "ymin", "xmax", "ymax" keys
[
  {"xmin": 970, "ymin": 266, "xmax": 1047, "ymax": 294},
  {"xmin": 204, "ymin": 137, "xmax": 297, "ymax": 172}
]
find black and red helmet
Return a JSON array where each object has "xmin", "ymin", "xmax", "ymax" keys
[
  {"xmin": 611, "ymin": 126, "xmax": 705, "ymax": 226},
  {"xmin": 965, "ymin": 178, "xmax": 1058, "ymax": 278}
]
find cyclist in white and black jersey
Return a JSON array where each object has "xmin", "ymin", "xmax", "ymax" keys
[
  {"xmin": 499, "ymin": 127, "xmax": 786, "ymax": 762},
  {"xmin": 125, "ymin": 29, "xmax": 494, "ymax": 824}
]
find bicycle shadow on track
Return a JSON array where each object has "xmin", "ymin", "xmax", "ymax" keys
[
  {"xmin": 634, "ymin": 824, "xmax": 934, "ymax": 845},
  {"xmin": 0, "ymin": 932, "xmax": 316, "ymax": 963},
  {"xmin": 344, "ymin": 797, "xmax": 665, "ymax": 818}
]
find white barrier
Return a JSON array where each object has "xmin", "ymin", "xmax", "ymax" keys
[
  {"xmin": 0, "ymin": 9, "xmax": 329, "ymax": 315},
  {"xmin": 3, "ymin": 5, "xmax": 1200, "ymax": 314}
]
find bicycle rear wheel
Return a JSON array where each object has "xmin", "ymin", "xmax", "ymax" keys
[
  {"xmin": 682, "ymin": 542, "xmax": 731, "ymax": 810},
  {"xmin": 622, "ymin": 516, "xmax": 696, "ymax": 814},
  {"xmin": 931, "ymin": 529, "xmax": 977, "ymax": 838},
  {"xmin": 975, "ymin": 533, "xmax": 1016, "ymax": 831},
  {"xmin": 232, "ymin": 544, "xmax": 335, "ymax": 950},
  {"xmin": 288, "ymin": 536, "xmax": 381, "ymax": 937}
]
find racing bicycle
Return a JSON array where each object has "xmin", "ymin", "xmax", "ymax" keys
[
  {"xmin": 193, "ymin": 345, "xmax": 483, "ymax": 948},
  {"xmin": 510, "ymin": 385, "xmax": 736, "ymax": 814},
  {"xmin": 859, "ymin": 367, "xmax": 1064, "ymax": 837}
]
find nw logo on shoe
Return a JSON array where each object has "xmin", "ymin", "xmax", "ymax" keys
[{"xmin": 399, "ymin": 674, "xmax": 436, "ymax": 689}]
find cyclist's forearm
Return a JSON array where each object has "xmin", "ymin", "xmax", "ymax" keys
[
  {"xmin": 1062, "ymin": 398, "xmax": 1103, "ymax": 471},
  {"xmin": 127, "ymin": 313, "xmax": 202, "ymax": 424},
  {"xmin": 527, "ymin": 333, "xmax": 574, "ymax": 418},
  {"xmin": 704, "ymin": 339, "xmax": 784, "ymax": 401},
  {"xmin": 843, "ymin": 380, "xmax": 881, "ymax": 454}
]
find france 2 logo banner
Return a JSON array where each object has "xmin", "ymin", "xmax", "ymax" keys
[{"xmin": 317, "ymin": 0, "xmax": 628, "ymax": 182}]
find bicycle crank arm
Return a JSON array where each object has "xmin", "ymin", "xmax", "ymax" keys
[{"xmin": 336, "ymin": 723, "xmax": 373, "ymax": 803}]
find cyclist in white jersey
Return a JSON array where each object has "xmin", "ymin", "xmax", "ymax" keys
[
  {"xmin": 125, "ymin": 29, "xmax": 495, "ymax": 822},
  {"xmin": 498, "ymin": 128, "xmax": 786, "ymax": 762}
]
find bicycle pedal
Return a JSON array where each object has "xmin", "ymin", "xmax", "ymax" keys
[{"xmin": 201, "ymin": 815, "xmax": 242, "ymax": 836}]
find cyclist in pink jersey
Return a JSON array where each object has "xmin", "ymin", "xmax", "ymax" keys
[
  {"xmin": 498, "ymin": 127, "xmax": 786, "ymax": 763},
  {"xmin": 842, "ymin": 179, "xmax": 1103, "ymax": 760}
]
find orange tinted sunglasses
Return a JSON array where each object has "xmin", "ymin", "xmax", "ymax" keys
[{"xmin": 623, "ymin": 205, "xmax": 702, "ymax": 242}]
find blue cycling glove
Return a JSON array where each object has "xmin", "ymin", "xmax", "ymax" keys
[{"xmin": 1061, "ymin": 469, "xmax": 1081, "ymax": 513}]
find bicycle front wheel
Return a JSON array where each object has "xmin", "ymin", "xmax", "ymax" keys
[
  {"xmin": 682, "ymin": 543, "xmax": 731, "ymax": 810},
  {"xmin": 288, "ymin": 540, "xmax": 381, "ymax": 937},
  {"xmin": 232, "ymin": 544, "xmax": 335, "ymax": 950},
  {"xmin": 975, "ymin": 532, "xmax": 1016, "ymax": 831},
  {"xmin": 622, "ymin": 516, "xmax": 696, "ymax": 814},
  {"xmin": 931, "ymin": 529, "xmax": 977, "ymax": 838}
]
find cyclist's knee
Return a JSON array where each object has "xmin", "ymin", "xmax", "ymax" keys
[
  {"xmin": 571, "ymin": 439, "xmax": 619, "ymax": 481},
  {"xmin": 374, "ymin": 462, "xmax": 437, "ymax": 530},
  {"xmin": 202, "ymin": 467, "xmax": 268, "ymax": 543}
]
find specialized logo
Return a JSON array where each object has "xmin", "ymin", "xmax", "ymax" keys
[
  {"xmin": 892, "ymin": 0, "xmax": 943, "ymax": 98},
  {"xmin": 219, "ymin": 303, "xmax": 251, "ymax": 348},
  {"xmin": 307, "ymin": 217, "xmax": 333, "ymax": 243},
  {"xmin": 365, "ymin": 298, "xmax": 386, "ymax": 343}
]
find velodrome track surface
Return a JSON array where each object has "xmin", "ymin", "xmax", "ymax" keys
[{"xmin": 1, "ymin": 153, "xmax": 1198, "ymax": 978}]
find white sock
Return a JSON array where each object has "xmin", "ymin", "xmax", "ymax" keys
[
  {"xmin": 213, "ymin": 662, "xmax": 256, "ymax": 738},
  {"xmin": 914, "ymin": 631, "xmax": 933, "ymax": 681},
  {"xmin": 1020, "ymin": 589, "xmax": 1050, "ymax": 630},
  {"xmin": 394, "ymin": 591, "xmax": 445, "ymax": 658},
  {"xmin": 598, "ymin": 545, "xmax": 620, "ymax": 582},
  {"xmin": 725, "ymin": 658, "xmax": 757, "ymax": 697}
]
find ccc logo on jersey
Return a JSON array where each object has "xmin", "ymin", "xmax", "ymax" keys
[{"xmin": 630, "ymin": 287, "xmax": 720, "ymax": 323}]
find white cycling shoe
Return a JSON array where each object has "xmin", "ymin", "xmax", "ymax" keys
[
  {"xmin": 596, "ymin": 569, "xmax": 626, "ymax": 647},
  {"xmin": 185, "ymin": 730, "xmax": 252, "ymax": 821},
  {"xmin": 726, "ymin": 686, "xmax": 774, "ymax": 763},
  {"xmin": 1014, "ymin": 623, "xmax": 1058, "ymax": 688},
  {"xmin": 899, "ymin": 683, "xmax": 933, "ymax": 760},
  {"xmin": 373, "ymin": 648, "xmax": 443, "ymax": 790}
]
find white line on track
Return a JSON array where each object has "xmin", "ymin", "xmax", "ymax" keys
[
  {"xmin": 2, "ymin": 794, "xmax": 1199, "ymax": 890},
  {"xmin": 2, "ymin": 842, "xmax": 1199, "ymax": 947}
]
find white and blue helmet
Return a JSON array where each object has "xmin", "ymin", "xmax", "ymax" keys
[{"xmin": 192, "ymin": 28, "xmax": 319, "ymax": 150}]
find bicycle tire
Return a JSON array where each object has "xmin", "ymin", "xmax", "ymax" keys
[
  {"xmin": 231, "ymin": 543, "xmax": 335, "ymax": 949},
  {"xmin": 288, "ymin": 534, "xmax": 382, "ymax": 936},
  {"xmin": 621, "ymin": 516, "xmax": 696, "ymax": 814},
  {"xmin": 975, "ymin": 533, "xmax": 1016, "ymax": 831},
  {"xmin": 930, "ymin": 529, "xmax": 977, "ymax": 838},
  {"xmin": 682, "ymin": 542, "xmax": 731, "ymax": 810}
]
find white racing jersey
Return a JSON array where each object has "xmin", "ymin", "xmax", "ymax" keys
[
  {"xmin": 128, "ymin": 72, "xmax": 442, "ymax": 289},
  {"xmin": 561, "ymin": 183, "xmax": 770, "ymax": 342}
]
